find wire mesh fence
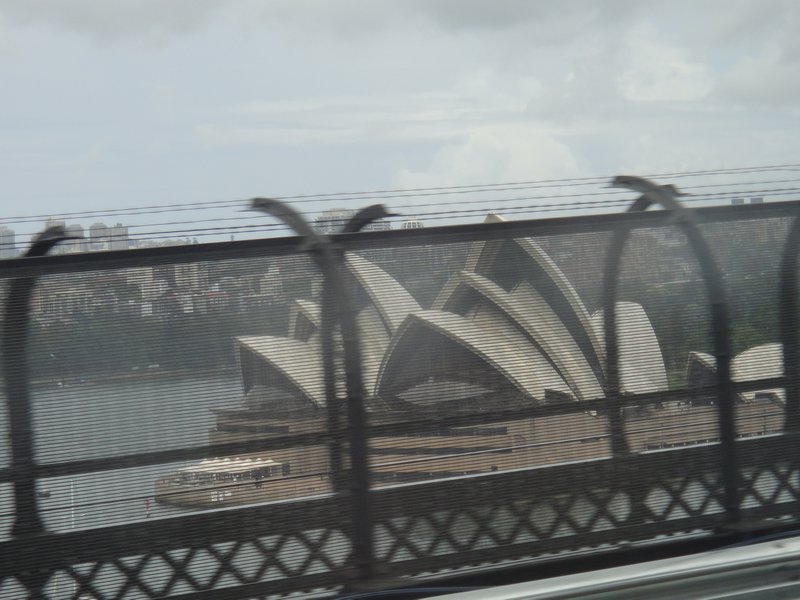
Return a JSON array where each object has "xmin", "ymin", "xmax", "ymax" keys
[{"xmin": 1, "ymin": 178, "xmax": 800, "ymax": 598}]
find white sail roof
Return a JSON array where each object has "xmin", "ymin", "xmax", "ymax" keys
[
  {"xmin": 234, "ymin": 217, "xmax": 676, "ymax": 412},
  {"xmin": 440, "ymin": 213, "xmax": 604, "ymax": 377},
  {"xmin": 237, "ymin": 336, "xmax": 324, "ymax": 407},
  {"xmin": 288, "ymin": 299, "xmax": 321, "ymax": 341},
  {"xmin": 732, "ymin": 343, "xmax": 784, "ymax": 402},
  {"xmin": 685, "ymin": 345, "xmax": 785, "ymax": 402},
  {"xmin": 435, "ymin": 270, "xmax": 602, "ymax": 401},
  {"xmin": 515, "ymin": 236, "xmax": 604, "ymax": 363},
  {"xmin": 688, "ymin": 351, "xmax": 716, "ymax": 370},
  {"xmin": 345, "ymin": 253, "xmax": 420, "ymax": 335},
  {"xmin": 377, "ymin": 309, "xmax": 571, "ymax": 402},
  {"xmin": 358, "ymin": 303, "xmax": 392, "ymax": 394},
  {"xmin": 590, "ymin": 302, "xmax": 668, "ymax": 395}
]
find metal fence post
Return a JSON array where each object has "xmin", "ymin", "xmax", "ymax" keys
[
  {"xmin": 3, "ymin": 227, "xmax": 72, "ymax": 598},
  {"xmin": 779, "ymin": 218, "xmax": 800, "ymax": 434},
  {"xmin": 602, "ymin": 224, "xmax": 635, "ymax": 456},
  {"xmin": 608, "ymin": 176, "xmax": 739, "ymax": 523},
  {"xmin": 250, "ymin": 199, "xmax": 377, "ymax": 582},
  {"xmin": 3, "ymin": 227, "xmax": 72, "ymax": 539}
]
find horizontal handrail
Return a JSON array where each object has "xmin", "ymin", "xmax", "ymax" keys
[
  {"xmin": 0, "ymin": 200, "xmax": 797, "ymax": 279},
  {"xmin": 0, "ymin": 377, "xmax": 785, "ymax": 483}
]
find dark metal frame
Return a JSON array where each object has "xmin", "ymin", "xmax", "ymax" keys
[
  {"xmin": 248, "ymin": 200, "xmax": 392, "ymax": 582},
  {"xmin": 602, "ymin": 177, "xmax": 739, "ymax": 523},
  {"xmin": 4, "ymin": 227, "xmax": 72, "ymax": 541},
  {"xmin": 2, "ymin": 177, "xmax": 800, "ymax": 598},
  {"xmin": 780, "ymin": 218, "xmax": 800, "ymax": 433}
]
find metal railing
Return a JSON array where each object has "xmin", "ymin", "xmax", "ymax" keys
[{"xmin": 1, "ymin": 177, "xmax": 800, "ymax": 598}]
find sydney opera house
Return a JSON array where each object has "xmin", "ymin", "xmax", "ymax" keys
[
  {"xmin": 155, "ymin": 215, "xmax": 784, "ymax": 508},
  {"xmin": 235, "ymin": 214, "xmax": 667, "ymax": 411}
]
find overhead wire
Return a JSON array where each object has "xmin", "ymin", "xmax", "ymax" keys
[
  {"xmin": 36, "ymin": 174, "xmax": 800, "ymax": 234},
  {"xmin": 2, "ymin": 161, "xmax": 800, "ymax": 226},
  {"xmin": 2, "ymin": 162, "xmax": 800, "ymax": 248},
  {"xmin": 5, "ymin": 187, "xmax": 800, "ymax": 246}
]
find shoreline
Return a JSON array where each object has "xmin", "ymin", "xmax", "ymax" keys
[{"xmin": 25, "ymin": 365, "xmax": 240, "ymax": 389}]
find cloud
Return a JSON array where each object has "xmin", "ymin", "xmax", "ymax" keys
[
  {"xmin": 194, "ymin": 85, "xmax": 535, "ymax": 149},
  {"xmin": 194, "ymin": 123, "xmax": 361, "ymax": 148},
  {"xmin": 243, "ymin": 1, "xmax": 409, "ymax": 38},
  {"xmin": 395, "ymin": 124, "xmax": 583, "ymax": 190},
  {"xmin": 715, "ymin": 53, "xmax": 800, "ymax": 109},
  {"xmin": 410, "ymin": 0, "xmax": 569, "ymax": 32},
  {"xmin": 615, "ymin": 26, "xmax": 713, "ymax": 102},
  {"xmin": 0, "ymin": 0, "xmax": 632, "ymax": 42},
  {"xmin": 0, "ymin": 0, "xmax": 233, "ymax": 42},
  {"xmin": 407, "ymin": 0, "xmax": 638, "ymax": 36},
  {"xmin": 0, "ymin": 0, "xmax": 415, "ymax": 43}
]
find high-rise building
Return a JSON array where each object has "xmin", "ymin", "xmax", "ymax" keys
[
  {"xmin": 89, "ymin": 223, "xmax": 110, "ymax": 251},
  {"xmin": 45, "ymin": 216, "xmax": 66, "ymax": 231},
  {"xmin": 109, "ymin": 223, "xmax": 129, "ymax": 251},
  {"xmin": 64, "ymin": 224, "xmax": 87, "ymax": 253},
  {"xmin": 0, "ymin": 226, "xmax": 16, "ymax": 258},
  {"xmin": 44, "ymin": 217, "xmax": 69, "ymax": 254},
  {"xmin": 65, "ymin": 223, "xmax": 83, "ymax": 238},
  {"xmin": 313, "ymin": 208, "xmax": 357, "ymax": 235},
  {"xmin": 313, "ymin": 208, "xmax": 395, "ymax": 234}
]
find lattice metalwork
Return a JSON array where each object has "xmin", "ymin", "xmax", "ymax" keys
[{"xmin": 2, "ymin": 178, "xmax": 800, "ymax": 598}]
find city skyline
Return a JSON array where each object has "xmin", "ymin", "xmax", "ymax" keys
[{"xmin": 0, "ymin": 207, "xmax": 434, "ymax": 256}]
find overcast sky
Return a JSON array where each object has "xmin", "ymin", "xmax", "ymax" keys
[{"xmin": 1, "ymin": 1, "xmax": 799, "ymax": 241}]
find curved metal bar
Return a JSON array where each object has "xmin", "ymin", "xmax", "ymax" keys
[
  {"xmin": 606, "ymin": 176, "xmax": 738, "ymax": 522},
  {"xmin": 250, "ymin": 198, "xmax": 375, "ymax": 582},
  {"xmin": 3, "ymin": 226, "xmax": 73, "ymax": 540},
  {"xmin": 601, "ymin": 190, "xmax": 673, "ymax": 455},
  {"xmin": 250, "ymin": 198, "xmax": 345, "ymax": 488},
  {"xmin": 601, "ymin": 191, "xmax": 666, "ymax": 455},
  {"xmin": 601, "ymin": 227, "xmax": 633, "ymax": 456},
  {"xmin": 319, "ymin": 272, "xmax": 345, "ymax": 492},
  {"xmin": 341, "ymin": 204, "xmax": 396, "ymax": 235},
  {"xmin": 779, "ymin": 218, "xmax": 800, "ymax": 432},
  {"xmin": 320, "ymin": 204, "xmax": 396, "ymax": 494}
]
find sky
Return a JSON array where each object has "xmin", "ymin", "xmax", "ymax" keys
[{"xmin": 1, "ymin": 0, "xmax": 799, "ymax": 243}]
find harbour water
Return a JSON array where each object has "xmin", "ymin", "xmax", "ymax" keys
[{"xmin": 0, "ymin": 373, "xmax": 243, "ymax": 540}]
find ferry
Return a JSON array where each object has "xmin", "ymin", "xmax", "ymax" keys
[{"xmin": 154, "ymin": 456, "xmax": 329, "ymax": 508}]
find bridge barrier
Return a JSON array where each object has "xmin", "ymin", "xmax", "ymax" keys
[{"xmin": 1, "ymin": 177, "xmax": 799, "ymax": 598}]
